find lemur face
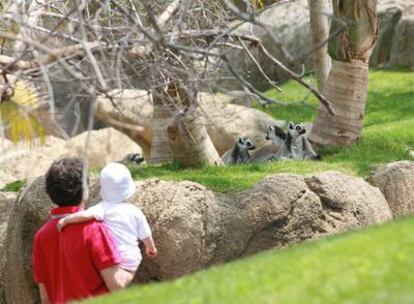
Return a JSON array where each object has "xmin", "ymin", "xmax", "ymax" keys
[
  {"xmin": 288, "ymin": 122, "xmax": 306, "ymax": 138},
  {"xmin": 238, "ymin": 137, "xmax": 256, "ymax": 151},
  {"xmin": 266, "ymin": 125, "xmax": 287, "ymax": 141}
]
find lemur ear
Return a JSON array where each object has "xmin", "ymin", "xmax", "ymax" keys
[
  {"xmin": 288, "ymin": 122, "xmax": 294, "ymax": 129},
  {"xmin": 238, "ymin": 137, "xmax": 244, "ymax": 144}
]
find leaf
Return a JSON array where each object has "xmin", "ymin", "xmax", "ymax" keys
[{"xmin": 0, "ymin": 80, "xmax": 46, "ymax": 144}]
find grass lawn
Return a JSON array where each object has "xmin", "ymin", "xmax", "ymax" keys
[
  {"xmin": 127, "ymin": 69, "xmax": 414, "ymax": 192},
  {"xmin": 88, "ymin": 216, "xmax": 414, "ymax": 304}
]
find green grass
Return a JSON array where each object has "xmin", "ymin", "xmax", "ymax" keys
[
  {"xmin": 129, "ymin": 70, "xmax": 414, "ymax": 192},
  {"xmin": 89, "ymin": 216, "xmax": 414, "ymax": 304},
  {"xmin": 0, "ymin": 180, "xmax": 25, "ymax": 192}
]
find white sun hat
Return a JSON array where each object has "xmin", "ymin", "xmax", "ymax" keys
[{"xmin": 99, "ymin": 162, "xmax": 136, "ymax": 204}]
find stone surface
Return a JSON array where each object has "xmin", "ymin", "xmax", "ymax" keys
[
  {"xmin": 0, "ymin": 192, "xmax": 16, "ymax": 304},
  {"xmin": 0, "ymin": 136, "xmax": 66, "ymax": 180},
  {"xmin": 369, "ymin": 161, "xmax": 414, "ymax": 217},
  {"xmin": 0, "ymin": 128, "xmax": 141, "ymax": 180},
  {"xmin": 95, "ymin": 90, "xmax": 284, "ymax": 158},
  {"xmin": 3, "ymin": 171, "xmax": 392, "ymax": 303},
  {"xmin": 223, "ymin": 0, "xmax": 414, "ymax": 91},
  {"xmin": 60, "ymin": 128, "xmax": 142, "ymax": 169},
  {"xmin": 0, "ymin": 172, "xmax": 15, "ymax": 190}
]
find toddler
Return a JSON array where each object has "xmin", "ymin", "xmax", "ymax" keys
[{"xmin": 58, "ymin": 162, "xmax": 157, "ymax": 281}]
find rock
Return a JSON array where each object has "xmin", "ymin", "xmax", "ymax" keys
[
  {"xmin": 223, "ymin": 0, "xmax": 413, "ymax": 91},
  {"xmin": 0, "ymin": 172, "xmax": 16, "ymax": 190},
  {"xmin": 369, "ymin": 161, "xmax": 414, "ymax": 217},
  {"xmin": 0, "ymin": 136, "xmax": 66, "ymax": 180},
  {"xmin": 0, "ymin": 193, "xmax": 16, "ymax": 304},
  {"xmin": 305, "ymin": 172, "xmax": 392, "ymax": 228},
  {"xmin": 222, "ymin": 0, "xmax": 313, "ymax": 90},
  {"xmin": 389, "ymin": 5, "xmax": 414, "ymax": 69},
  {"xmin": 3, "ymin": 171, "xmax": 392, "ymax": 302},
  {"xmin": 0, "ymin": 128, "xmax": 142, "ymax": 180},
  {"xmin": 60, "ymin": 128, "xmax": 143, "ymax": 169},
  {"xmin": 95, "ymin": 90, "xmax": 284, "ymax": 158}
]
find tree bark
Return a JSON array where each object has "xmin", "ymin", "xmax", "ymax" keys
[
  {"xmin": 167, "ymin": 110, "xmax": 223, "ymax": 168},
  {"xmin": 166, "ymin": 83, "xmax": 223, "ymax": 168},
  {"xmin": 310, "ymin": 0, "xmax": 378, "ymax": 146},
  {"xmin": 149, "ymin": 89, "xmax": 174, "ymax": 164},
  {"xmin": 308, "ymin": 0, "xmax": 331, "ymax": 90}
]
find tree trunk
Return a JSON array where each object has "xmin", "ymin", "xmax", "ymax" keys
[
  {"xmin": 166, "ymin": 83, "xmax": 223, "ymax": 168},
  {"xmin": 148, "ymin": 89, "xmax": 174, "ymax": 163},
  {"xmin": 167, "ymin": 110, "xmax": 223, "ymax": 168},
  {"xmin": 308, "ymin": 0, "xmax": 331, "ymax": 90},
  {"xmin": 310, "ymin": 0, "xmax": 378, "ymax": 146}
]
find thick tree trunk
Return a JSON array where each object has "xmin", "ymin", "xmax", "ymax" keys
[
  {"xmin": 310, "ymin": 0, "xmax": 378, "ymax": 147},
  {"xmin": 308, "ymin": 0, "xmax": 331, "ymax": 90},
  {"xmin": 148, "ymin": 90, "xmax": 174, "ymax": 164},
  {"xmin": 309, "ymin": 59, "xmax": 368, "ymax": 145},
  {"xmin": 166, "ymin": 84, "xmax": 223, "ymax": 168},
  {"xmin": 167, "ymin": 109, "xmax": 223, "ymax": 168}
]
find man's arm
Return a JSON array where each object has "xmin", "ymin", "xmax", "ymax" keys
[
  {"xmin": 38, "ymin": 284, "xmax": 50, "ymax": 304},
  {"xmin": 57, "ymin": 211, "xmax": 94, "ymax": 231},
  {"xmin": 100, "ymin": 266, "xmax": 134, "ymax": 291}
]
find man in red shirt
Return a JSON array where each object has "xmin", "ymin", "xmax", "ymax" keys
[{"xmin": 32, "ymin": 158, "xmax": 132, "ymax": 303}]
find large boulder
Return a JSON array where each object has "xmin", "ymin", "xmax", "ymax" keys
[
  {"xmin": 0, "ymin": 128, "xmax": 142, "ymax": 180},
  {"xmin": 222, "ymin": 0, "xmax": 313, "ymax": 90},
  {"xmin": 371, "ymin": 1, "xmax": 414, "ymax": 69},
  {"xmin": 60, "ymin": 128, "xmax": 142, "ymax": 168},
  {"xmin": 0, "ymin": 193, "xmax": 15, "ymax": 304},
  {"xmin": 0, "ymin": 173, "xmax": 16, "ymax": 190},
  {"xmin": 369, "ymin": 161, "xmax": 414, "ymax": 217},
  {"xmin": 3, "ymin": 171, "xmax": 391, "ymax": 303},
  {"xmin": 0, "ymin": 137, "xmax": 66, "ymax": 180},
  {"xmin": 95, "ymin": 90, "xmax": 284, "ymax": 158},
  {"xmin": 387, "ymin": 2, "xmax": 414, "ymax": 69},
  {"xmin": 223, "ymin": 0, "xmax": 413, "ymax": 91}
]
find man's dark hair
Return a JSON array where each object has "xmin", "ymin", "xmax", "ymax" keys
[{"xmin": 45, "ymin": 158, "xmax": 85, "ymax": 206}]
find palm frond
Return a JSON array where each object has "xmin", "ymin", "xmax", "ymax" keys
[{"xmin": 0, "ymin": 79, "xmax": 46, "ymax": 144}]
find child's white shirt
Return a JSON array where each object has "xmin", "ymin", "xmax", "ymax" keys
[{"xmin": 86, "ymin": 201, "xmax": 151, "ymax": 272}]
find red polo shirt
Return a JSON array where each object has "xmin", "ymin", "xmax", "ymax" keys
[{"xmin": 32, "ymin": 206, "xmax": 121, "ymax": 304}]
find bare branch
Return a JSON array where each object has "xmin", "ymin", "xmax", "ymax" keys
[{"xmin": 258, "ymin": 43, "xmax": 336, "ymax": 115}]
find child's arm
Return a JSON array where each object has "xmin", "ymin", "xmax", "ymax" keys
[
  {"xmin": 57, "ymin": 211, "xmax": 94, "ymax": 231},
  {"xmin": 39, "ymin": 283, "xmax": 51, "ymax": 304},
  {"xmin": 142, "ymin": 236, "xmax": 158, "ymax": 257}
]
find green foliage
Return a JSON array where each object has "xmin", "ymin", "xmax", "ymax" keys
[
  {"xmin": 128, "ymin": 70, "xmax": 414, "ymax": 191},
  {"xmin": 88, "ymin": 216, "xmax": 414, "ymax": 304},
  {"xmin": 0, "ymin": 180, "xmax": 25, "ymax": 192},
  {"xmin": 0, "ymin": 80, "xmax": 46, "ymax": 143}
]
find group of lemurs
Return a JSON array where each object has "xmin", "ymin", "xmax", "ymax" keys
[
  {"xmin": 222, "ymin": 122, "xmax": 320, "ymax": 165},
  {"xmin": 120, "ymin": 122, "xmax": 319, "ymax": 166}
]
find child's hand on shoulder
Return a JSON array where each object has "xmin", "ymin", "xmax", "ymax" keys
[
  {"xmin": 57, "ymin": 218, "xmax": 67, "ymax": 232},
  {"xmin": 146, "ymin": 247, "xmax": 158, "ymax": 258}
]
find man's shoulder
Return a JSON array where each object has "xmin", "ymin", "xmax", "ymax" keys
[{"xmin": 34, "ymin": 219, "xmax": 56, "ymax": 240}]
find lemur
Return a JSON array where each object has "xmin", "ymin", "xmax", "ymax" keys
[
  {"xmin": 222, "ymin": 137, "xmax": 256, "ymax": 165},
  {"xmin": 250, "ymin": 125, "xmax": 289, "ymax": 162},
  {"xmin": 119, "ymin": 153, "xmax": 145, "ymax": 165},
  {"xmin": 286, "ymin": 122, "xmax": 320, "ymax": 160}
]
